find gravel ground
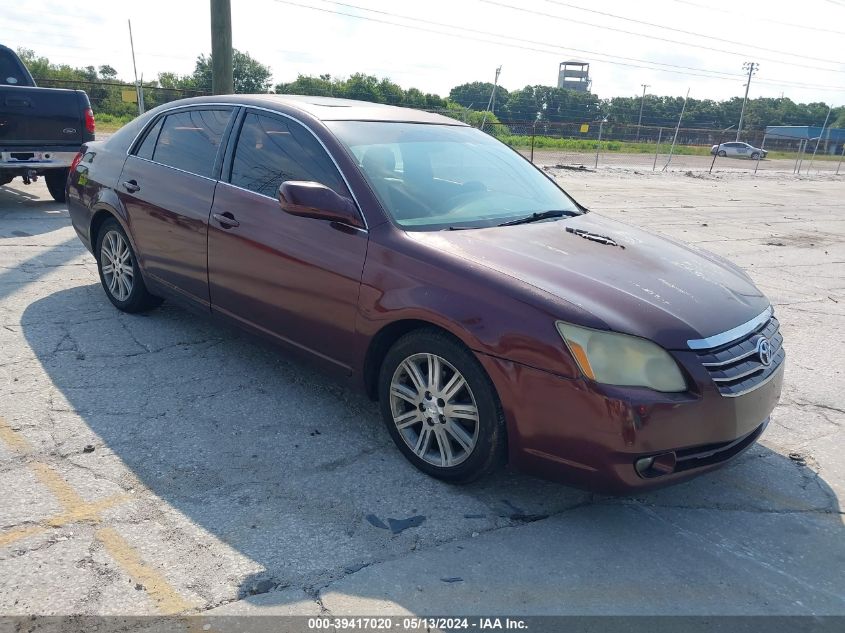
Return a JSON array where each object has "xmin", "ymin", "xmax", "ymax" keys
[{"xmin": 0, "ymin": 168, "xmax": 843, "ymax": 619}]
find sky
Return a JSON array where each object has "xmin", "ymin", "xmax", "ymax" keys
[{"xmin": 1, "ymin": 0, "xmax": 844, "ymax": 105}]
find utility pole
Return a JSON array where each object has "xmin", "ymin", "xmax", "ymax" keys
[
  {"xmin": 808, "ymin": 104, "xmax": 832, "ymax": 173},
  {"xmin": 480, "ymin": 65, "xmax": 502, "ymax": 131},
  {"xmin": 210, "ymin": 0, "xmax": 233, "ymax": 94},
  {"xmin": 663, "ymin": 88, "xmax": 690, "ymax": 171},
  {"xmin": 127, "ymin": 20, "xmax": 144, "ymax": 115},
  {"xmin": 736, "ymin": 61, "xmax": 758, "ymax": 141},
  {"xmin": 636, "ymin": 83, "xmax": 649, "ymax": 141}
]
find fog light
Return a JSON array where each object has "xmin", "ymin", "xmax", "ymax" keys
[
  {"xmin": 635, "ymin": 452, "xmax": 677, "ymax": 478},
  {"xmin": 635, "ymin": 456, "xmax": 655, "ymax": 475}
]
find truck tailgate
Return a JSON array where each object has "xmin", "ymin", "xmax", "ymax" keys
[{"xmin": 0, "ymin": 86, "xmax": 88, "ymax": 146}]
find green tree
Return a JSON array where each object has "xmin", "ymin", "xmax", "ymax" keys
[
  {"xmin": 275, "ymin": 73, "xmax": 335, "ymax": 96},
  {"xmin": 449, "ymin": 82, "xmax": 509, "ymax": 114},
  {"xmin": 191, "ymin": 49, "xmax": 272, "ymax": 93},
  {"xmin": 504, "ymin": 86, "xmax": 541, "ymax": 121},
  {"xmin": 98, "ymin": 65, "xmax": 118, "ymax": 81}
]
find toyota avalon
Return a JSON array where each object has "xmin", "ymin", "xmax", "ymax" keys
[{"xmin": 66, "ymin": 95, "xmax": 785, "ymax": 493}]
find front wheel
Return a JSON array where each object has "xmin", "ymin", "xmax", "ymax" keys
[
  {"xmin": 95, "ymin": 218, "xmax": 163, "ymax": 313},
  {"xmin": 751, "ymin": 152, "xmax": 761, "ymax": 160},
  {"xmin": 45, "ymin": 169, "xmax": 68, "ymax": 202},
  {"xmin": 378, "ymin": 329, "xmax": 506, "ymax": 483}
]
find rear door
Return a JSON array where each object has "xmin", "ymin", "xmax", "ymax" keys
[
  {"xmin": 207, "ymin": 109, "xmax": 368, "ymax": 370},
  {"xmin": 118, "ymin": 107, "xmax": 235, "ymax": 307}
]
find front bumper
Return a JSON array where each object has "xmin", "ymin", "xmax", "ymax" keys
[{"xmin": 478, "ymin": 353, "xmax": 784, "ymax": 494}]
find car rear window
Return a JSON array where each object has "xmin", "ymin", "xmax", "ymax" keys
[
  {"xmin": 150, "ymin": 109, "xmax": 233, "ymax": 178},
  {"xmin": 0, "ymin": 49, "xmax": 29, "ymax": 86},
  {"xmin": 135, "ymin": 118, "xmax": 164, "ymax": 161}
]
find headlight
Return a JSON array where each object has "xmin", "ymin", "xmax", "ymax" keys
[{"xmin": 556, "ymin": 322, "xmax": 686, "ymax": 392}]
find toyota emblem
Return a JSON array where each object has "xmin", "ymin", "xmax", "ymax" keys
[{"xmin": 756, "ymin": 337, "xmax": 773, "ymax": 367}]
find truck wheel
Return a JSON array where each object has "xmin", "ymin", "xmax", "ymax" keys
[{"xmin": 45, "ymin": 169, "xmax": 69, "ymax": 202}]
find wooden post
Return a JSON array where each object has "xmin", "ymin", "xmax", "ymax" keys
[{"xmin": 210, "ymin": 0, "xmax": 233, "ymax": 94}]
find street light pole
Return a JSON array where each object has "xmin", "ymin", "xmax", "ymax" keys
[
  {"xmin": 736, "ymin": 61, "xmax": 758, "ymax": 141},
  {"xmin": 636, "ymin": 83, "xmax": 649, "ymax": 142}
]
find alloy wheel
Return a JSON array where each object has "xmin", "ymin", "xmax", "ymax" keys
[
  {"xmin": 100, "ymin": 230, "xmax": 134, "ymax": 302},
  {"xmin": 389, "ymin": 353, "xmax": 480, "ymax": 468}
]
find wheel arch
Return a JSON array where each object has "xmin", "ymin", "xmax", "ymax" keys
[
  {"xmin": 89, "ymin": 207, "xmax": 117, "ymax": 252},
  {"xmin": 363, "ymin": 319, "xmax": 474, "ymax": 401},
  {"xmin": 89, "ymin": 204, "xmax": 139, "ymax": 260}
]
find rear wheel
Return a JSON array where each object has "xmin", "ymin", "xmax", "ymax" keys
[
  {"xmin": 45, "ymin": 169, "xmax": 68, "ymax": 203},
  {"xmin": 378, "ymin": 329, "xmax": 506, "ymax": 483},
  {"xmin": 718, "ymin": 150, "xmax": 727, "ymax": 157},
  {"xmin": 95, "ymin": 218, "xmax": 162, "ymax": 313}
]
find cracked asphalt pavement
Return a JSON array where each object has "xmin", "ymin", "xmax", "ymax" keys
[{"xmin": 0, "ymin": 168, "xmax": 843, "ymax": 617}]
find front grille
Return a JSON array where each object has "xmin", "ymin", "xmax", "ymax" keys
[{"xmin": 695, "ymin": 315, "xmax": 785, "ymax": 397}]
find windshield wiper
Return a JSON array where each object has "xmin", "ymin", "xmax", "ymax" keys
[{"xmin": 497, "ymin": 210, "xmax": 578, "ymax": 227}]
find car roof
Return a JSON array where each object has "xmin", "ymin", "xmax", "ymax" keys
[{"xmin": 160, "ymin": 94, "xmax": 467, "ymax": 126}]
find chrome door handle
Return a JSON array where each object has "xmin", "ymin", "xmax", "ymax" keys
[
  {"xmin": 121, "ymin": 180, "xmax": 140, "ymax": 193},
  {"xmin": 212, "ymin": 212, "xmax": 240, "ymax": 228}
]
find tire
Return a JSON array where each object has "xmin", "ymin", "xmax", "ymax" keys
[
  {"xmin": 95, "ymin": 218, "xmax": 163, "ymax": 313},
  {"xmin": 378, "ymin": 328, "xmax": 506, "ymax": 483},
  {"xmin": 751, "ymin": 152, "xmax": 760, "ymax": 160},
  {"xmin": 717, "ymin": 150, "xmax": 727, "ymax": 157},
  {"xmin": 45, "ymin": 169, "xmax": 68, "ymax": 203}
]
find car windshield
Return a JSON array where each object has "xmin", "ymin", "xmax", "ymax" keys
[{"xmin": 326, "ymin": 121, "xmax": 582, "ymax": 230}]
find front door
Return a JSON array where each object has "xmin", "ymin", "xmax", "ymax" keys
[
  {"xmin": 118, "ymin": 107, "xmax": 233, "ymax": 306},
  {"xmin": 207, "ymin": 110, "xmax": 368, "ymax": 370}
]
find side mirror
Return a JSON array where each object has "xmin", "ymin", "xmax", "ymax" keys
[{"xmin": 278, "ymin": 181, "xmax": 363, "ymax": 229}]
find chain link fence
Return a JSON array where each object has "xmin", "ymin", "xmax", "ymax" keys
[
  {"xmin": 34, "ymin": 78, "xmax": 844, "ymax": 175},
  {"xmin": 474, "ymin": 120, "xmax": 844, "ymax": 175},
  {"xmin": 37, "ymin": 78, "xmax": 207, "ymax": 125}
]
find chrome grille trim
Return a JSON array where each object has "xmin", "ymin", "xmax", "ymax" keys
[
  {"xmin": 711, "ymin": 365, "xmax": 765, "ymax": 383},
  {"xmin": 701, "ymin": 348, "xmax": 757, "ymax": 368},
  {"xmin": 721, "ymin": 364, "xmax": 784, "ymax": 398},
  {"xmin": 687, "ymin": 306, "xmax": 773, "ymax": 350},
  {"xmin": 694, "ymin": 312, "xmax": 785, "ymax": 397}
]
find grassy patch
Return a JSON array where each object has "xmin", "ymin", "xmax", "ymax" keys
[
  {"xmin": 499, "ymin": 134, "xmax": 843, "ymax": 161},
  {"xmin": 500, "ymin": 134, "xmax": 712, "ymax": 156},
  {"xmin": 95, "ymin": 113, "xmax": 133, "ymax": 134}
]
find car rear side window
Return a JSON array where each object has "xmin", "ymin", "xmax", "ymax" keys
[
  {"xmin": 0, "ymin": 49, "xmax": 28, "ymax": 86},
  {"xmin": 135, "ymin": 118, "xmax": 163, "ymax": 161},
  {"xmin": 229, "ymin": 112, "xmax": 348, "ymax": 198},
  {"xmin": 151, "ymin": 109, "xmax": 232, "ymax": 178}
]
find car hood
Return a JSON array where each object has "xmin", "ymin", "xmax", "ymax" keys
[{"xmin": 407, "ymin": 214, "xmax": 769, "ymax": 349}]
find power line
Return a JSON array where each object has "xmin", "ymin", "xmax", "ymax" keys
[
  {"xmin": 269, "ymin": 0, "xmax": 845, "ymax": 92},
  {"xmin": 670, "ymin": 0, "xmax": 845, "ymax": 36},
  {"xmin": 538, "ymin": 0, "xmax": 845, "ymax": 66},
  {"xmin": 482, "ymin": 0, "xmax": 844, "ymax": 73}
]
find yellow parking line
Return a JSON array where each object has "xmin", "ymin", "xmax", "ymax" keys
[
  {"xmin": 97, "ymin": 526, "xmax": 193, "ymax": 614},
  {"xmin": 0, "ymin": 416, "xmax": 194, "ymax": 614},
  {"xmin": 0, "ymin": 416, "xmax": 32, "ymax": 454},
  {"xmin": 0, "ymin": 525, "xmax": 46, "ymax": 548},
  {"xmin": 30, "ymin": 462, "xmax": 87, "ymax": 507}
]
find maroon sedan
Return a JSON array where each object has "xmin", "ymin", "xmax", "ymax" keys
[{"xmin": 66, "ymin": 95, "xmax": 784, "ymax": 493}]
